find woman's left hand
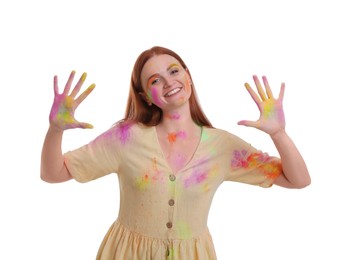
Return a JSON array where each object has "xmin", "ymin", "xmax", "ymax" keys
[{"xmin": 238, "ymin": 75, "xmax": 285, "ymax": 136}]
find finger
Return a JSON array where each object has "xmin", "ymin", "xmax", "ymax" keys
[
  {"xmin": 278, "ymin": 82, "xmax": 285, "ymax": 101},
  {"xmin": 262, "ymin": 76, "xmax": 274, "ymax": 99},
  {"xmin": 244, "ymin": 82, "xmax": 261, "ymax": 107},
  {"xmin": 70, "ymin": 72, "xmax": 87, "ymax": 98},
  {"xmin": 64, "ymin": 70, "xmax": 76, "ymax": 95},
  {"xmin": 253, "ymin": 75, "xmax": 268, "ymax": 101},
  {"xmin": 237, "ymin": 120, "xmax": 259, "ymax": 128},
  {"xmin": 53, "ymin": 75, "xmax": 59, "ymax": 96},
  {"xmin": 75, "ymin": 83, "xmax": 96, "ymax": 105}
]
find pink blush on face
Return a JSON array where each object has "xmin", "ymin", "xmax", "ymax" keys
[{"xmin": 150, "ymin": 88, "xmax": 162, "ymax": 106}]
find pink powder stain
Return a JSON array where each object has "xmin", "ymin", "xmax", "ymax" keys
[
  {"xmin": 173, "ymin": 153, "xmax": 187, "ymax": 170},
  {"xmin": 150, "ymin": 88, "xmax": 162, "ymax": 105},
  {"xmin": 176, "ymin": 131, "xmax": 187, "ymax": 139},
  {"xmin": 49, "ymin": 97, "xmax": 61, "ymax": 121},
  {"xmin": 168, "ymin": 112, "xmax": 180, "ymax": 120},
  {"xmin": 101, "ymin": 130, "xmax": 113, "ymax": 139},
  {"xmin": 114, "ymin": 121, "xmax": 132, "ymax": 144},
  {"xmin": 231, "ymin": 149, "xmax": 282, "ymax": 178}
]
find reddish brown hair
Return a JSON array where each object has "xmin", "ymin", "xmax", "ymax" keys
[{"xmin": 124, "ymin": 46, "xmax": 213, "ymax": 127}]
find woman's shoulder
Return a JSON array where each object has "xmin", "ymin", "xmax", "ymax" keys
[
  {"xmin": 203, "ymin": 126, "xmax": 233, "ymax": 138},
  {"xmin": 203, "ymin": 126, "xmax": 246, "ymax": 143},
  {"xmin": 111, "ymin": 120, "xmax": 151, "ymax": 131},
  {"xmin": 108, "ymin": 120, "xmax": 153, "ymax": 142}
]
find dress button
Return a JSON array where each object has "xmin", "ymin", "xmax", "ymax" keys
[
  {"xmin": 168, "ymin": 199, "xmax": 175, "ymax": 206},
  {"xmin": 169, "ymin": 174, "xmax": 176, "ymax": 181},
  {"xmin": 166, "ymin": 222, "xmax": 173, "ymax": 229}
]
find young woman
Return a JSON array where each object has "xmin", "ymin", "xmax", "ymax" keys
[{"xmin": 41, "ymin": 46, "xmax": 310, "ymax": 259}]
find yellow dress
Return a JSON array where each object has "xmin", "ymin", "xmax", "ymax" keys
[{"xmin": 64, "ymin": 122, "xmax": 281, "ymax": 259}]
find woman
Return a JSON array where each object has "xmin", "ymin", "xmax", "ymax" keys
[{"xmin": 41, "ymin": 46, "xmax": 310, "ymax": 259}]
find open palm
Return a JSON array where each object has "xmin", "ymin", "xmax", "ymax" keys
[
  {"xmin": 238, "ymin": 75, "xmax": 285, "ymax": 136},
  {"xmin": 49, "ymin": 71, "xmax": 95, "ymax": 130}
]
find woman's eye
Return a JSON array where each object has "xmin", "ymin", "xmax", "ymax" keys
[
  {"xmin": 170, "ymin": 69, "xmax": 179, "ymax": 75},
  {"xmin": 151, "ymin": 78, "xmax": 160, "ymax": 85}
]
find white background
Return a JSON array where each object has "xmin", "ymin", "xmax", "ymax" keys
[{"xmin": 1, "ymin": 0, "xmax": 337, "ymax": 259}]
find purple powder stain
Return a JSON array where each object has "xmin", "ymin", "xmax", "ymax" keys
[
  {"xmin": 231, "ymin": 149, "xmax": 248, "ymax": 168},
  {"xmin": 184, "ymin": 169, "xmax": 208, "ymax": 188}
]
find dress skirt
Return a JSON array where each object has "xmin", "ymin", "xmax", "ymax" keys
[{"xmin": 96, "ymin": 220, "xmax": 217, "ymax": 260}]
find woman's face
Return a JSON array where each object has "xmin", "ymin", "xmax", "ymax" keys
[{"xmin": 140, "ymin": 54, "xmax": 192, "ymax": 111}]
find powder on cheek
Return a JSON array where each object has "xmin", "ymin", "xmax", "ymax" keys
[{"xmin": 150, "ymin": 88, "xmax": 162, "ymax": 105}]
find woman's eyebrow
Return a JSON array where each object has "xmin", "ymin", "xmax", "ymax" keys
[
  {"xmin": 167, "ymin": 63, "xmax": 180, "ymax": 71},
  {"xmin": 147, "ymin": 74, "xmax": 159, "ymax": 86},
  {"xmin": 147, "ymin": 64, "xmax": 180, "ymax": 86}
]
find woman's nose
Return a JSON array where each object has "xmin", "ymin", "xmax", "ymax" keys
[{"xmin": 163, "ymin": 77, "xmax": 173, "ymax": 89}]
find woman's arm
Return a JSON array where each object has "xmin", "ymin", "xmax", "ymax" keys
[
  {"xmin": 238, "ymin": 75, "xmax": 311, "ymax": 189},
  {"xmin": 41, "ymin": 126, "xmax": 72, "ymax": 183},
  {"xmin": 270, "ymin": 129, "xmax": 310, "ymax": 188},
  {"xmin": 40, "ymin": 71, "xmax": 95, "ymax": 183}
]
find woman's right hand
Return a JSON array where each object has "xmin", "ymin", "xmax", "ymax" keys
[{"xmin": 49, "ymin": 70, "xmax": 95, "ymax": 131}]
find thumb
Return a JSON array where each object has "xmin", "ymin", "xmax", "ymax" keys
[
  {"xmin": 78, "ymin": 122, "xmax": 94, "ymax": 129},
  {"xmin": 237, "ymin": 120, "xmax": 258, "ymax": 128}
]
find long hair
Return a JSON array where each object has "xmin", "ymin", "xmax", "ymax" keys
[{"xmin": 124, "ymin": 46, "xmax": 213, "ymax": 127}]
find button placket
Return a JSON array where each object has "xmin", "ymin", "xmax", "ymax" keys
[{"xmin": 167, "ymin": 173, "xmax": 176, "ymax": 232}]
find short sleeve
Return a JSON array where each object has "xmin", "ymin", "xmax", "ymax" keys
[
  {"xmin": 64, "ymin": 127, "xmax": 120, "ymax": 183},
  {"xmin": 225, "ymin": 133, "xmax": 282, "ymax": 188}
]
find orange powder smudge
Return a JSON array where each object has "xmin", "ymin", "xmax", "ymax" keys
[
  {"xmin": 135, "ymin": 157, "xmax": 164, "ymax": 190},
  {"xmin": 135, "ymin": 174, "xmax": 150, "ymax": 190},
  {"xmin": 167, "ymin": 133, "xmax": 177, "ymax": 144},
  {"xmin": 167, "ymin": 131, "xmax": 187, "ymax": 144}
]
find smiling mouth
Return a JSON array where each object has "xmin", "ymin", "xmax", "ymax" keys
[{"xmin": 164, "ymin": 87, "xmax": 183, "ymax": 97}]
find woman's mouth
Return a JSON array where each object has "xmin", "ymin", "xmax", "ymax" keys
[{"xmin": 164, "ymin": 87, "xmax": 183, "ymax": 97}]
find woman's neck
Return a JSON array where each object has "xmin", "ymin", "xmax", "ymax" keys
[{"xmin": 157, "ymin": 107, "xmax": 200, "ymax": 136}]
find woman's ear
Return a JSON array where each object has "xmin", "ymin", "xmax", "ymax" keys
[
  {"xmin": 185, "ymin": 67, "xmax": 192, "ymax": 85},
  {"xmin": 139, "ymin": 92, "xmax": 152, "ymax": 106}
]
